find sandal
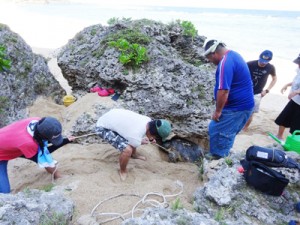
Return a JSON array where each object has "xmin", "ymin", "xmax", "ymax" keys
[
  {"xmin": 98, "ymin": 89, "xmax": 109, "ymax": 96},
  {"xmin": 90, "ymin": 86, "xmax": 102, "ymax": 93},
  {"xmin": 106, "ymin": 88, "xmax": 115, "ymax": 95}
]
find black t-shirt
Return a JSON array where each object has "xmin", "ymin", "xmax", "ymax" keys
[{"xmin": 247, "ymin": 60, "xmax": 276, "ymax": 94}]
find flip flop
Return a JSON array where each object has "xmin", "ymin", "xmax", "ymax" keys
[
  {"xmin": 111, "ymin": 92, "xmax": 120, "ymax": 101},
  {"xmin": 106, "ymin": 88, "xmax": 115, "ymax": 95},
  {"xmin": 90, "ymin": 86, "xmax": 102, "ymax": 93},
  {"xmin": 98, "ymin": 89, "xmax": 109, "ymax": 96}
]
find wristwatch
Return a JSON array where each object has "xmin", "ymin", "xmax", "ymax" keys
[{"xmin": 265, "ymin": 89, "xmax": 269, "ymax": 93}]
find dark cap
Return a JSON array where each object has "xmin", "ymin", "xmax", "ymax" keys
[
  {"xmin": 36, "ymin": 117, "xmax": 63, "ymax": 146},
  {"xmin": 148, "ymin": 119, "xmax": 172, "ymax": 142},
  {"xmin": 293, "ymin": 54, "xmax": 300, "ymax": 64},
  {"xmin": 259, "ymin": 50, "xmax": 273, "ymax": 64}
]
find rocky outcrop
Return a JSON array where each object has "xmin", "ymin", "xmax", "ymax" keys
[
  {"xmin": 0, "ymin": 24, "xmax": 66, "ymax": 127},
  {"xmin": 57, "ymin": 19, "xmax": 215, "ymax": 142},
  {"xmin": 0, "ymin": 189, "xmax": 74, "ymax": 225},
  {"xmin": 122, "ymin": 208, "xmax": 218, "ymax": 225},
  {"xmin": 119, "ymin": 150, "xmax": 300, "ymax": 225}
]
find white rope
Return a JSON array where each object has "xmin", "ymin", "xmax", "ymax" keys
[
  {"xmin": 72, "ymin": 132, "xmax": 97, "ymax": 139},
  {"xmin": 72, "ymin": 132, "xmax": 169, "ymax": 153},
  {"xmin": 51, "ymin": 162, "xmax": 59, "ymax": 184},
  {"xmin": 91, "ymin": 193, "xmax": 141, "ymax": 216},
  {"xmin": 90, "ymin": 180, "xmax": 184, "ymax": 224}
]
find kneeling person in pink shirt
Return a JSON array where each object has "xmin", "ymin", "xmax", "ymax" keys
[{"xmin": 0, "ymin": 117, "xmax": 74, "ymax": 193}]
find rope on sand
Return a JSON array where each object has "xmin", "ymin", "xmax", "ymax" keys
[
  {"xmin": 90, "ymin": 180, "xmax": 184, "ymax": 224},
  {"xmin": 72, "ymin": 132, "xmax": 168, "ymax": 152},
  {"xmin": 51, "ymin": 163, "xmax": 59, "ymax": 184},
  {"xmin": 48, "ymin": 132, "xmax": 97, "ymax": 183}
]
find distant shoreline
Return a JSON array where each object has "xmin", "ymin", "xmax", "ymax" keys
[{"xmin": 32, "ymin": 47, "xmax": 72, "ymax": 94}]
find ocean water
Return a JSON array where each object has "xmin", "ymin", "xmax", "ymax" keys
[{"xmin": 1, "ymin": 2, "xmax": 300, "ymax": 94}]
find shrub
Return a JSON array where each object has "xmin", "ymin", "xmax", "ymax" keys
[
  {"xmin": 224, "ymin": 157, "xmax": 233, "ymax": 167},
  {"xmin": 40, "ymin": 211, "xmax": 68, "ymax": 225},
  {"xmin": 0, "ymin": 45, "xmax": 11, "ymax": 71},
  {"xmin": 0, "ymin": 96, "xmax": 8, "ymax": 114},
  {"xmin": 40, "ymin": 183, "xmax": 55, "ymax": 192},
  {"xmin": 107, "ymin": 17, "xmax": 132, "ymax": 26},
  {"xmin": 171, "ymin": 198, "xmax": 184, "ymax": 211},
  {"xmin": 103, "ymin": 29, "xmax": 151, "ymax": 46},
  {"xmin": 109, "ymin": 38, "xmax": 148, "ymax": 68},
  {"xmin": 180, "ymin": 20, "xmax": 198, "ymax": 41}
]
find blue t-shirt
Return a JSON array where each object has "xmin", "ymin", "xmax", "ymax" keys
[{"xmin": 214, "ymin": 50, "xmax": 254, "ymax": 110}]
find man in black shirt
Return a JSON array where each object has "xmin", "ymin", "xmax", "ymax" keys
[{"xmin": 243, "ymin": 50, "xmax": 277, "ymax": 131}]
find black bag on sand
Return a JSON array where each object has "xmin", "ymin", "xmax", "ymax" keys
[
  {"xmin": 240, "ymin": 159, "xmax": 289, "ymax": 196},
  {"xmin": 246, "ymin": 145, "xmax": 300, "ymax": 169}
]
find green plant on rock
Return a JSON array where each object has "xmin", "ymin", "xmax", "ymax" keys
[
  {"xmin": 109, "ymin": 38, "xmax": 148, "ymax": 68},
  {"xmin": 40, "ymin": 183, "xmax": 55, "ymax": 192},
  {"xmin": 107, "ymin": 17, "xmax": 132, "ymax": 26},
  {"xmin": 198, "ymin": 157, "xmax": 204, "ymax": 181},
  {"xmin": 176, "ymin": 216, "xmax": 189, "ymax": 225},
  {"xmin": 180, "ymin": 20, "xmax": 198, "ymax": 41},
  {"xmin": 214, "ymin": 205, "xmax": 234, "ymax": 224},
  {"xmin": 40, "ymin": 211, "xmax": 68, "ymax": 225},
  {"xmin": 224, "ymin": 157, "xmax": 233, "ymax": 167},
  {"xmin": 171, "ymin": 198, "xmax": 184, "ymax": 211},
  {"xmin": 122, "ymin": 69, "xmax": 129, "ymax": 75},
  {"xmin": 103, "ymin": 28, "xmax": 151, "ymax": 46},
  {"xmin": 0, "ymin": 96, "xmax": 8, "ymax": 114},
  {"xmin": 23, "ymin": 187, "xmax": 33, "ymax": 198},
  {"xmin": 0, "ymin": 45, "xmax": 11, "ymax": 72},
  {"xmin": 214, "ymin": 207, "xmax": 225, "ymax": 222},
  {"xmin": 90, "ymin": 28, "xmax": 97, "ymax": 36}
]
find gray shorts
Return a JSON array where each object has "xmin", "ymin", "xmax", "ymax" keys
[
  {"xmin": 95, "ymin": 126, "xmax": 128, "ymax": 152},
  {"xmin": 253, "ymin": 94, "xmax": 262, "ymax": 113}
]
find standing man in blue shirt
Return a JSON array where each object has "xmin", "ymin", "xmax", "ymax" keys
[
  {"xmin": 243, "ymin": 50, "xmax": 277, "ymax": 131},
  {"xmin": 203, "ymin": 40, "xmax": 254, "ymax": 159}
]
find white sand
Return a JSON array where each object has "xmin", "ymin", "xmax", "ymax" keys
[
  {"xmin": 7, "ymin": 89, "xmax": 291, "ymax": 225},
  {"xmin": 8, "ymin": 94, "xmax": 203, "ymax": 224},
  {"xmin": 3, "ymin": 7, "xmax": 295, "ymax": 223}
]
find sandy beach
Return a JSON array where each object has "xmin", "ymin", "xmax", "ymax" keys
[
  {"xmin": 7, "ymin": 46, "xmax": 291, "ymax": 223},
  {"xmin": 2, "ymin": 3, "xmax": 297, "ymax": 223}
]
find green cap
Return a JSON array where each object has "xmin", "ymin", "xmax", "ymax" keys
[{"xmin": 156, "ymin": 119, "xmax": 172, "ymax": 141}]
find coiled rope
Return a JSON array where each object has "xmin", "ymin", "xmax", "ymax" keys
[{"xmin": 90, "ymin": 180, "xmax": 183, "ymax": 224}]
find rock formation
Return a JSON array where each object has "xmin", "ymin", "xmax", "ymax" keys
[
  {"xmin": 0, "ymin": 24, "xmax": 66, "ymax": 127},
  {"xmin": 57, "ymin": 19, "xmax": 216, "ymax": 142}
]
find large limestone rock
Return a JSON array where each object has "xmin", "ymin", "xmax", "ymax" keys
[
  {"xmin": 0, "ymin": 24, "xmax": 66, "ymax": 127},
  {"xmin": 0, "ymin": 189, "xmax": 74, "ymax": 225},
  {"xmin": 57, "ymin": 19, "xmax": 215, "ymax": 142}
]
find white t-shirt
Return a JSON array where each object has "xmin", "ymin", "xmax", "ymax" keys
[
  {"xmin": 96, "ymin": 109, "xmax": 151, "ymax": 148},
  {"xmin": 291, "ymin": 68, "xmax": 300, "ymax": 105}
]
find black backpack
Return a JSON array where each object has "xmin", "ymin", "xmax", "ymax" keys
[
  {"xmin": 245, "ymin": 145, "xmax": 300, "ymax": 169},
  {"xmin": 240, "ymin": 159, "xmax": 289, "ymax": 196},
  {"xmin": 240, "ymin": 145, "xmax": 300, "ymax": 196}
]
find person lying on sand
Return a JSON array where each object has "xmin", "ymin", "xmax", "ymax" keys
[{"xmin": 95, "ymin": 108, "xmax": 171, "ymax": 181}]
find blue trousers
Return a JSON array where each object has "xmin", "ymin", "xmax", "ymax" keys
[
  {"xmin": 0, "ymin": 161, "xmax": 10, "ymax": 193},
  {"xmin": 209, "ymin": 109, "xmax": 252, "ymax": 157}
]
